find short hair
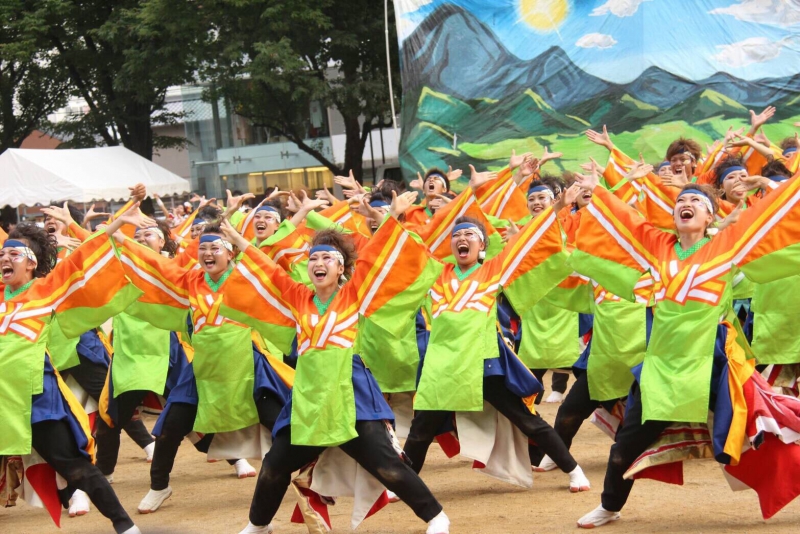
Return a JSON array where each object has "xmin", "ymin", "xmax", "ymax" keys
[
  {"xmin": 714, "ymin": 156, "xmax": 746, "ymax": 187},
  {"xmin": 761, "ymin": 159, "xmax": 791, "ymax": 179},
  {"xmin": 8, "ymin": 222, "xmax": 58, "ymax": 278},
  {"xmin": 666, "ymin": 137, "xmax": 702, "ymax": 162},
  {"xmin": 680, "ymin": 183, "xmax": 719, "ymax": 215},
  {"xmin": 311, "ymin": 229, "xmax": 357, "ymax": 280}
]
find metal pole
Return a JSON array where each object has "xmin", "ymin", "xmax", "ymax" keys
[{"xmin": 384, "ymin": 0, "xmax": 399, "ymax": 139}]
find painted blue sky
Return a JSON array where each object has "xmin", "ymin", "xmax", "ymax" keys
[{"xmin": 395, "ymin": 0, "xmax": 800, "ymax": 83}]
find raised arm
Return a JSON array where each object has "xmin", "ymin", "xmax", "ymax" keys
[
  {"xmin": 722, "ymin": 174, "xmax": 800, "ymax": 284},
  {"xmin": 567, "ymin": 170, "xmax": 672, "ymax": 301},
  {"xmin": 17, "ymin": 231, "xmax": 141, "ymax": 338},
  {"xmin": 348, "ymin": 192, "xmax": 443, "ymax": 336}
]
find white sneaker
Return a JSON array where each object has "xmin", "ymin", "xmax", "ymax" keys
[
  {"xmin": 121, "ymin": 527, "xmax": 143, "ymax": 534},
  {"xmin": 238, "ymin": 522, "xmax": 274, "ymax": 534},
  {"xmin": 569, "ymin": 466, "xmax": 591, "ymax": 493},
  {"xmin": 533, "ymin": 454, "xmax": 557, "ymax": 472},
  {"xmin": 144, "ymin": 442, "xmax": 155, "ymax": 462},
  {"xmin": 386, "ymin": 490, "xmax": 400, "ymax": 503},
  {"xmin": 545, "ymin": 391, "xmax": 564, "ymax": 403},
  {"xmin": 426, "ymin": 511, "xmax": 450, "ymax": 534},
  {"xmin": 234, "ymin": 459, "xmax": 257, "ymax": 479},
  {"xmin": 577, "ymin": 505, "xmax": 620, "ymax": 528},
  {"xmin": 68, "ymin": 489, "xmax": 90, "ymax": 517},
  {"xmin": 105, "ymin": 473, "xmax": 114, "ymax": 484},
  {"xmin": 137, "ymin": 486, "xmax": 173, "ymax": 514}
]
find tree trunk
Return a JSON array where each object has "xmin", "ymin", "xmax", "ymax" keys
[
  {"xmin": 342, "ymin": 114, "xmax": 366, "ymax": 182},
  {"xmin": 119, "ymin": 102, "xmax": 154, "ymax": 160}
]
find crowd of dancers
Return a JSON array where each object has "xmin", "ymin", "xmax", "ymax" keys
[{"xmin": 3, "ymin": 105, "xmax": 800, "ymax": 533}]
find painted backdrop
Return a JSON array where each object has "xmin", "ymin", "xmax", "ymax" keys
[{"xmin": 394, "ymin": 0, "xmax": 800, "ymax": 183}]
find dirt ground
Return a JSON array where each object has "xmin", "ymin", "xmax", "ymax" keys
[{"xmin": 4, "ymin": 373, "xmax": 800, "ymax": 534}]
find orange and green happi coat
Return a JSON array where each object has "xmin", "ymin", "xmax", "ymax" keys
[
  {"xmin": 220, "ymin": 216, "xmax": 442, "ymax": 447},
  {"xmin": 115, "ymin": 238, "xmax": 292, "ymax": 435},
  {"xmin": 414, "ymin": 206, "xmax": 570, "ymax": 412},
  {"xmin": 569, "ymin": 178, "xmax": 800, "ymax": 423},
  {"xmin": 0, "ymin": 232, "xmax": 141, "ymax": 455}
]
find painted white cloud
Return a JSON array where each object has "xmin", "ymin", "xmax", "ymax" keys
[
  {"xmin": 576, "ymin": 33, "xmax": 618, "ymax": 49},
  {"xmin": 710, "ymin": 0, "xmax": 800, "ymax": 27},
  {"xmin": 712, "ymin": 37, "xmax": 790, "ymax": 67},
  {"xmin": 590, "ymin": 0, "xmax": 650, "ymax": 18}
]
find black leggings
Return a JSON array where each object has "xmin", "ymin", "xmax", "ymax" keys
[
  {"xmin": 404, "ymin": 375, "xmax": 578, "ymax": 474},
  {"xmin": 529, "ymin": 371, "xmax": 620, "ymax": 465},
  {"xmin": 62, "ymin": 356, "xmax": 154, "ymax": 470},
  {"xmin": 249, "ymin": 420, "xmax": 443, "ymax": 527},
  {"xmin": 31, "ymin": 419, "xmax": 134, "ymax": 533},
  {"xmin": 600, "ymin": 382, "xmax": 670, "ymax": 512},
  {"xmin": 150, "ymin": 394, "xmax": 283, "ymax": 490},
  {"xmin": 531, "ymin": 368, "xmax": 570, "ymax": 405},
  {"xmin": 95, "ymin": 389, "xmax": 152, "ymax": 475}
]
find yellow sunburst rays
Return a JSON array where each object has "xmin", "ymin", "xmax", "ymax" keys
[{"xmin": 518, "ymin": 0, "xmax": 569, "ymax": 38}]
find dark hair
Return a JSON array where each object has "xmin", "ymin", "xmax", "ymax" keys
[
  {"xmin": 680, "ymin": 183, "xmax": 719, "ymax": 215},
  {"xmin": 714, "ymin": 156, "xmax": 746, "ymax": 187},
  {"xmin": 262, "ymin": 199, "xmax": 287, "ymax": 220},
  {"xmin": 311, "ymin": 229, "xmax": 357, "ymax": 279},
  {"xmin": 761, "ymin": 159, "xmax": 791, "ymax": 179},
  {"xmin": 157, "ymin": 220, "xmax": 178, "ymax": 257},
  {"xmin": 539, "ymin": 174, "xmax": 565, "ymax": 195},
  {"xmin": 8, "ymin": 222, "xmax": 58, "ymax": 278},
  {"xmin": 780, "ymin": 136, "xmax": 798, "ymax": 151},
  {"xmin": 424, "ymin": 168, "xmax": 450, "ymax": 192},
  {"xmin": 527, "ymin": 179, "xmax": 556, "ymax": 196},
  {"xmin": 197, "ymin": 204, "xmax": 222, "ymax": 221},
  {"xmin": 376, "ymin": 179, "xmax": 406, "ymax": 195},
  {"xmin": 666, "ymin": 137, "xmax": 702, "ymax": 162}
]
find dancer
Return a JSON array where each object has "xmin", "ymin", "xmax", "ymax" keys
[
  {"xmin": 219, "ymin": 191, "xmax": 450, "ymax": 534},
  {"xmin": 0, "ymin": 213, "xmax": 143, "ymax": 533},
  {"xmin": 570, "ymin": 166, "xmax": 800, "ymax": 528},
  {"xmin": 112, "ymin": 222, "xmax": 293, "ymax": 515}
]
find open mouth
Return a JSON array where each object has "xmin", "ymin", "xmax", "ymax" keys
[
  {"xmin": 427, "ymin": 182, "xmax": 435, "ymax": 192},
  {"xmin": 581, "ymin": 192, "xmax": 592, "ymax": 201},
  {"xmin": 203, "ymin": 258, "xmax": 216, "ymax": 269},
  {"xmin": 313, "ymin": 268, "xmax": 327, "ymax": 282},
  {"xmin": 45, "ymin": 223, "xmax": 57, "ymax": 233},
  {"xmin": 531, "ymin": 205, "xmax": 543, "ymax": 213},
  {"xmin": 679, "ymin": 207, "xmax": 694, "ymax": 221},
  {"xmin": 456, "ymin": 243, "xmax": 469, "ymax": 259},
  {"xmin": 255, "ymin": 222, "xmax": 267, "ymax": 232},
  {"xmin": 1, "ymin": 265, "xmax": 13, "ymax": 280}
]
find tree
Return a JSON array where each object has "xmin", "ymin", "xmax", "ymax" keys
[
  {"xmin": 0, "ymin": 1, "xmax": 70, "ymax": 154},
  {"xmin": 207, "ymin": 0, "xmax": 402, "ymax": 181},
  {"xmin": 15, "ymin": 0, "xmax": 211, "ymax": 160}
]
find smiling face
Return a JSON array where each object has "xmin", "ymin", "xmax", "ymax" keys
[
  {"xmin": 720, "ymin": 168, "xmax": 748, "ymax": 202},
  {"xmin": 307, "ymin": 250, "xmax": 344, "ymax": 293},
  {"xmin": 0, "ymin": 240, "xmax": 36, "ymax": 289},
  {"xmin": 576, "ymin": 188, "xmax": 593, "ymax": 208},
  {"xmin": 527, "ymin": 191, "xmax": 554, "ymax": 217},
  {"xmin": 674, "ymin": 193, "xmax": 714, "ymax": 235},
  {"xmin": 134, "ymin": 227, "xmax": 166, "ymax": 254},
  {"xmin": 197, "ymin": 234, "xmax": 233, "ymax": 279},
  {"xmin": 450, "ymin": 227, "xmax": 485, "ymax": 270},
  {"xmin": 190, "ymin": 223, "xmax": 207, "ymax": 240},
  {"xmin": 253, "ymin": 210, "xmax": 280, "ymax": 241}
]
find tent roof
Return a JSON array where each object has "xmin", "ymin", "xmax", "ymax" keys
[{"xmin": 0, "ymin": 146, "xmax": 191, "ymax": 207}]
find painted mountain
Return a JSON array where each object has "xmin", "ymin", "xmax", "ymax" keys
[{"xmin": 398, "ymin": 4, "xmax": 800, "ymax": 181}]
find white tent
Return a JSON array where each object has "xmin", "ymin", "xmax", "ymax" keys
[{"xmin": 0, "ymin": 146, "xmax": 190, "ymax": 207}]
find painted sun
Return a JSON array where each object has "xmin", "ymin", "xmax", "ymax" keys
[{"xmin": 518, "ymin": 0, "xmax": 569, "ymax": 32}]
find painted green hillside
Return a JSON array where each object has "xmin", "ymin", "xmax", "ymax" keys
[{"xmin": 400, "ymin": 85, "xmax": 800, "ymax": 188}]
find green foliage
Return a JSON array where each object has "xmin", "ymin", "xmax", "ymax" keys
[
  {"xmin": 9, "ymin": 0, "xmax": 208, "ymax": 158},
  {"xmin": 0, "ymin": 0, "xmax": 70, "ymax": 153},
  {"xmin": 205, "ymin": 0, "xmax": 401, "ymax": 179}
]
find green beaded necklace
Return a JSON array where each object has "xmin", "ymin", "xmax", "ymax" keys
[
  {"xmin": 674, "ymin": 236, "xmax": 710, "ymax": 261},
  {"xmin": 313, "ymin": 291, "xmax": 338, "ymax": 315},
  {"xmin": 4, "ymin": 279, "xmax": 35, "ymax": 300},
  {"xmin": 204, "ymin": 264, "xmax": 233, "ymax": 293}
]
